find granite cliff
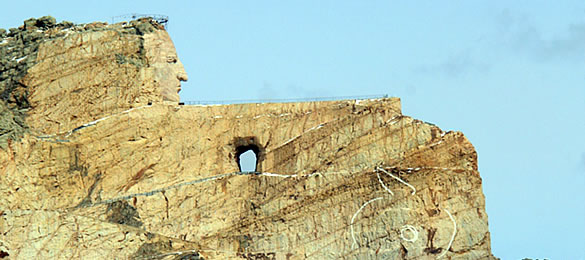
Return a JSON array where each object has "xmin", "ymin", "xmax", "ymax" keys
[{"xmin": 0, "ymin": 17, "xmax": 496, "ymax": 259}]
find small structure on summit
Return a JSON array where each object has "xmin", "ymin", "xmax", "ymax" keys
[{"xmin": 111, "ymin": 14, "xmax": 170, "ymax": 28}]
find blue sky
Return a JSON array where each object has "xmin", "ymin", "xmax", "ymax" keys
[{"xmin": 2, "ymin": 1, "xmax": 584, "ymax": 259}]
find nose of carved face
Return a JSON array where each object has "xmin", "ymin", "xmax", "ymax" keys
[
  {"xmin": 177, "ymin": 72, "xmax": 188, "ymax": 82},
  {"xmin": 175, "ymin": 64, "xmax": 188, "ymax": 95}
]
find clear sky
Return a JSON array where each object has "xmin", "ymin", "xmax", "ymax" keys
[{"xmin": 2, "ymin": 1, "xmax": 584, "ymax": 259}]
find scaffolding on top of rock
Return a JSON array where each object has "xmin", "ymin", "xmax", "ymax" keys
[{"xmin": 111, "ymin": 13, "xmax": 169, "ymax": 29}]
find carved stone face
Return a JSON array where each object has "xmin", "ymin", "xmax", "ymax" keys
[{"xmin": 144, "ymin": 30, "xmax": 188, "ymax": 102}]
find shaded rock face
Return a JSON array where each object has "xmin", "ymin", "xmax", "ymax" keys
[
  {"xmin": 0, "ymin": 16, "xmax": 60, "ymax": 146},
  {"xmin": 0, "ymin": 16, "xmax": 187, "ymax": 146},
  {"xmin": 0, "ymin": 18, "xmax": 496, "ymax": 259}
]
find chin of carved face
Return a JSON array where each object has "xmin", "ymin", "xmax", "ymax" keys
[{"xmin": 159, "ymin": 80, "xmax": 181, "ymax": 102}]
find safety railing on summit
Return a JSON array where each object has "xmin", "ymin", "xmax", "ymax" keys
[
  {"xmin": 180, "ymin": 94, "xmax": 390, "ymax": 105},
  {"xmin": 110, "ymin": 13, "xmax": 169, "ymax": 28}
]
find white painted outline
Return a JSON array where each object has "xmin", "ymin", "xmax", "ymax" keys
[
  {"xmin": 376, "ymin": 170, "xmax": 394, "ymax": 196},
  {"xmin": 376, "ymin": 167, "xmax": 416, "ymax": 195},
  {"xmin": 350, "ymin": 197, "xmax": 383, "ymax": 248},
  {"xmin": 437, "ymin": 208, "xmax": 457, "ymax": 259},
  {"xmin": 400, "ymin": 225, "xmax": 419, "ymax": 242}
]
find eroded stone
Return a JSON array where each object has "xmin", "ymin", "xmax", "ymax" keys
[{"xmin": 0, "ymin": 17, "xmax": 496, "ymax": 259}]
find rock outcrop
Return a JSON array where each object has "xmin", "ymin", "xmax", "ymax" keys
[{"xmin": 0, "ymin": 17, "xmax": 496, "ymax": 259}]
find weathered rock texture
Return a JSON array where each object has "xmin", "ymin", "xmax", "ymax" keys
[
  {"xmin": 0, "ymin": 17, "xmax": 496, "ymax": 259},
  {"xmin": 0, "ymin": 16, "xmax": 185, "ymax": 146}
]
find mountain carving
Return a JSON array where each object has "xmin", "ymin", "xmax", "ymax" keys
[{"xmin": 0, "ymin": 17, "xmax": 496, "ymax": 259}]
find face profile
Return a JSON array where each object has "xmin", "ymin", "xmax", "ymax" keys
[{"xmin": 144, "ymin": 30, "xmax": 188, "ymax": 102}]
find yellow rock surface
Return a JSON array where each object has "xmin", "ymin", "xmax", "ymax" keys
[{"xmin": 0, "ymin": 18, "xmax": 496, "ymax": 259}]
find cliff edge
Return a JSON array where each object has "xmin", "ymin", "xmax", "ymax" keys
[{"xmin": 0, "ymin": 17, "xmax": 496, "ymax": 259}]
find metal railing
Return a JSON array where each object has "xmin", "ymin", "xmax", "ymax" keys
[
  {"xmin": 180, "ymin": 94, "xmax": 390, "ymax": 105},
  {"xmin": 110, "ymin": 14, "xmax": 169, "ymax": 28}
]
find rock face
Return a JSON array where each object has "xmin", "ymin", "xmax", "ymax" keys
[
  {"xmin": 0, "ymin": 16, "xmax": 186, "ymax": 145},
  {"xmin": 0, "ymin": 17, "xmax": 496, "ymax": 259}
]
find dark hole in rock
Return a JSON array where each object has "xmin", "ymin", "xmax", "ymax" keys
[
  {"xmin": 238, "ymin": 149, "xmax": 258, "ymax": 172},
  {"xmin": 233, "ymin": 137, "xmax": 264, "ymax": 173},
  {"xmin": 105, "ymin": 200, "xmax": 143, "ymax": 227}
]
